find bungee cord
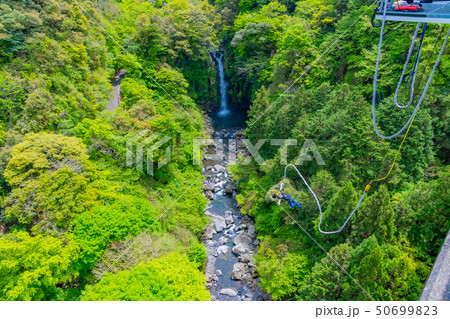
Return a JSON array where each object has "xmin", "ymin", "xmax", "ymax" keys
[
  {"xmin": 275, "ymin": 1, "xmax": 449, "ymax": 234},
  {"xmin": 372, "ymin": 1, "xmax": 449, "ymax": 139}
]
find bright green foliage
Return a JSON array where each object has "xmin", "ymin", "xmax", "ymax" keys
[
  {"xmin": 394, "ymin": 168, "xmax": 450, "ymax": 259},
  {"xmin": 298, "ymin": 237, "xmax": 423, "ymax": 301},
  {"xmin": 81, "ymin": 253, "xmax": 210, "ymax": 301},
  {"xmin": 4, "ymin": 167, "xmax": 99, "ymax": 235},
  {"xmin": 4, "ymin": 132, "xmax": 95, "ymax": 187},
  {"xmin": 352, "ymin": 185, "xmax": 395, "ymax": 244},
  {"xmin": 226, "ymin": 0, "xmax": 448, "ymax": 302},
  {"xmin": 315, "ymin": 180, "xmax": 358, "ymax": 241},
  {"xmin": 187, "ymin": 237, "xmax": 207, "ymax": 270},
  {"xmin": 255, "ymin": 239, "xmax": 308, "ymax": 300},
  {"xmin": 298, "ymin": 243, "xmax": 353, "ymax": 301},
  {"xmin": 0, "ymin": 231, "xmax": 79, "ymax": 301},
  {"xmin": 344, "ymin": 236, "xmax": 422, "ymax": 301},
  {"xmin": 73, "ymin": 197, "xmax": 160, "ymax": 270}
]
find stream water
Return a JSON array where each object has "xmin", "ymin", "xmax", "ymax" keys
[{"xmin": 201, "ymin": 53, "xmax": 270, "ymax": 301}]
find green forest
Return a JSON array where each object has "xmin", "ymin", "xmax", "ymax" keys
[{"xmin": 0, "ymin": 0, "xmax": 448, "ymax": 301}]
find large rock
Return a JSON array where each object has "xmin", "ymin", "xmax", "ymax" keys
[
  {"xmin": 202, "ymin": 224, "xmax": 214, "ymax": 240},
  {"xmin": 203, "ymin": 183, "xmax": 215, "ymax": 191},
  {"xmin": 233, "ymin": 233, "xmax": 253, "ymax": 246},
  {"xmin": 205, "ymin": 272, "xmax": 213, "ymax": 282},
  {"xmin": 225, "ymin": 183, "xmax": 235, "ymax": 194},
  {"xmin": 205, "ymin": 191, "xmax": 215, "ymax": 200},
  {"xmin": 217, "ymin": 245, "xmax": 230, "ymax": 256},
  {"xmin": 219, "ymin": 288, "xmax": 238, "ymax": 297},
  {"xmin": 248, "ymin": 225, "xmax": 257, "ymax": 238},
  {"xmin": 231, "ymin": 262, "xmax": 247, "ymax": 280},
  {"xmin": 225, "ymin": 213, "xmax": 234, "ymax": 225},
  {"xmin": 239, "ymin": 253, "xmax": 252, "ymax": 263},
  {"xmin": 232, "ymin": 243, "xmax": 248, "ymax": 255},
  {"xmin": 219, "ymin": 236, "xmax": 228, "ymax": 245},
  {"xmin": 214, "ymin": 164, "xmax": 225, "ymax": 172},
  {"xmin": 212, "ymin": 215, "xmax": 226, "ymax": 232}
]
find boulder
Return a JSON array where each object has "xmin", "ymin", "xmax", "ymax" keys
[
  {"xmin": 214, "ymin": 164, "xmax": 225, "ymax": 172},
  {"xmin": 233, "ymin": 233, "xmax": 253, "ymax": 246},
  {"xmin": 202, "ymin": 224, "xmax": 214, "ymax": 240},
  {"xmin": 219, "ymin": 288, "xmax": 238, "ymax": 297},
  {"xmin": 225, "ymin": 214, "xmax": 234, "ymax": 225},
  {"xmin": 205, "ymin": 191, "xmax": 215, "ymax": 200},
  {"xmin": 216, "ymin": 269, "xmax": 223, "ymax": 276},
  {"xmin": 239, "ymin": 253, "xmax": 252, "ymax": 263},
  {"xmin": 203, "ymin": 183, "xmax": 215, "ymax": 191},
  {"xmin": 248, "ymin": 225, "xmax": 257, "ymax": 238},
  {"xmin": 219, "ymin": 236, "xmax": 228, "ymax": 245},
  {"xmin": 232, "ymin": 243, "xmax": 248, "ymax": 255},
  {"xmin": 217, "ymin": 245, "xmax": 230, "ymax": 256},
  {"xmin": 212, "ymin": 215, "xmax": 226, "ymax": 232},
  {"xmin": 225, "ymin": 183, "xmax": 234, "ymax": 194},
  {"xmin": 205, "ymin": 272, "xmax": 213, "ymax": 282},
  {"xmin": 231, "ymin": 262, "xmax": 247, "ymax": 280}
]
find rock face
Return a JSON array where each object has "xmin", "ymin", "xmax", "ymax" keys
[
  {"xmin": 219, "ymin": 288, "xmax": 238, "ymax": 297},
  {"xmin": 212, "ymin": 215, "xmax": 226, "ymax": 232},
  {"xmin": 231, "ymin": 262, "xmax": 247, "ymax": 280}
]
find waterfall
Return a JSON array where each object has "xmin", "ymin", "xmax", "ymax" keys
[{"xmin": 211, "ymin": 51, "xmax": 229, "ymax": 116}]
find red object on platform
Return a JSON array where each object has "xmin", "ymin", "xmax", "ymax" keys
[{"xmin": 395, "ymin": 5, "xmax": 420, "ymax": 11}]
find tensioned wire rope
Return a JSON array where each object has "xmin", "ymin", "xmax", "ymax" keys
[{"xmin": 278, "ymin": 1, "xmax": 449, "ymax": 234}]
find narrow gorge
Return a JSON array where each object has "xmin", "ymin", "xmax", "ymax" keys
[{"xmin": 200, "ymin": 52, "xmax": 269, "ymax": 301}]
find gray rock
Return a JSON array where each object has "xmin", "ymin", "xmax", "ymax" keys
[
  {"xmin": 239, "ymin": 253, "xmax": 252, "ymax": 263},
  {"xmin": 253, "ymin": 239, "xmax": 260, "ymax": 246},
  {"xmin": 231, "ymin": 262, "xmax": 247, "ymax": 280},
  {"xmin": 225, "ymin": 183, "xmax": 234, "ymax": 194},
  {"xmin": 205, "ymin": 191, "xmax": 215, "ymax": 200},
  {"xmin": 214, "ymin": 164, "xmax": 225, "ymax": 172},
  {"xmin": 217, "ymin": 245, "xmax": 230, "ymax": 256},
  {"xmin": 248, "ymin": 225, "xmax": 257, "ymax": 238},
  {"xmin": 225, "ymin": 214, "xmax": 234, "ymax": 225},
  {"xmin": 232, "ymin": 243, "xmax": 248, "ymax": 255},
  {"xmin": 202, "ymin": 224, "xmax": 214, "ymax": 240},
  {"xmin": 216, "ymin": 269, "xmax": 223, "ymax": 276},
  {"xmin": 211, "ymin": 295, "xmax": 216, "ymax": 301},
  {"xmin": 206, "ymin": 282, "xmax": 212, "ymax": 289},
  {"xmin": 233, "ymin": 233, "xmax": 253, "ymax": 246},
  {"xmin": 203, "ymin": 183, "xmax": 215, "ymax": 191},
  {"xmin": 219, "ymin": 288, "xmax": 238, "ymax": 297},
  {"xmin": 212, "ymin": 215, "xmax": 226, "ymax": 232},
  {"xmin": 205, "ymin": 272, "xmax": 213, "ymax": 282},
  {"xmin": 212, "ymin": 275, "xmax": 219, "ymax": 282},
  {"xmin": 219, "ymin": 236, "xmax": 228, "ymax": 245}
]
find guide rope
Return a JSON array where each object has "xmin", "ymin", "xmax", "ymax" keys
[{"xmin": 372, "ymin": 1, "xmax": 450, "ymax": 139}]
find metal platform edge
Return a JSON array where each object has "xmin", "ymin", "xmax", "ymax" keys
[
  {"xmin": 419, "ymin": 229, "xmax": 450, "ymax": 301},
  {"xmin": 375, "ymin": 14, "xmax": 450, "ymax": 24}
]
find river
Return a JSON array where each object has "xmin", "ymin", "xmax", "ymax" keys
[{"xmin": 201, "ymin": 51, "xmax": 270, "ymax": 301}]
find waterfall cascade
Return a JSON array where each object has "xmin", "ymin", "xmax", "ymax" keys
[{"xmin": 211, "ymin": 51, "xmax": 229, "ymax": 116}]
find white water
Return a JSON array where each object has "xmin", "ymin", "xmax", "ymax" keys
[{"xmin": 211, "ymin": 51, "xmax": 229, "ymax": 116}]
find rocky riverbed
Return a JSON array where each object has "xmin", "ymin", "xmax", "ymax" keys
[{"xmin": 201, "ymin": 116, "xmax": 270, "ymax": 301}]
